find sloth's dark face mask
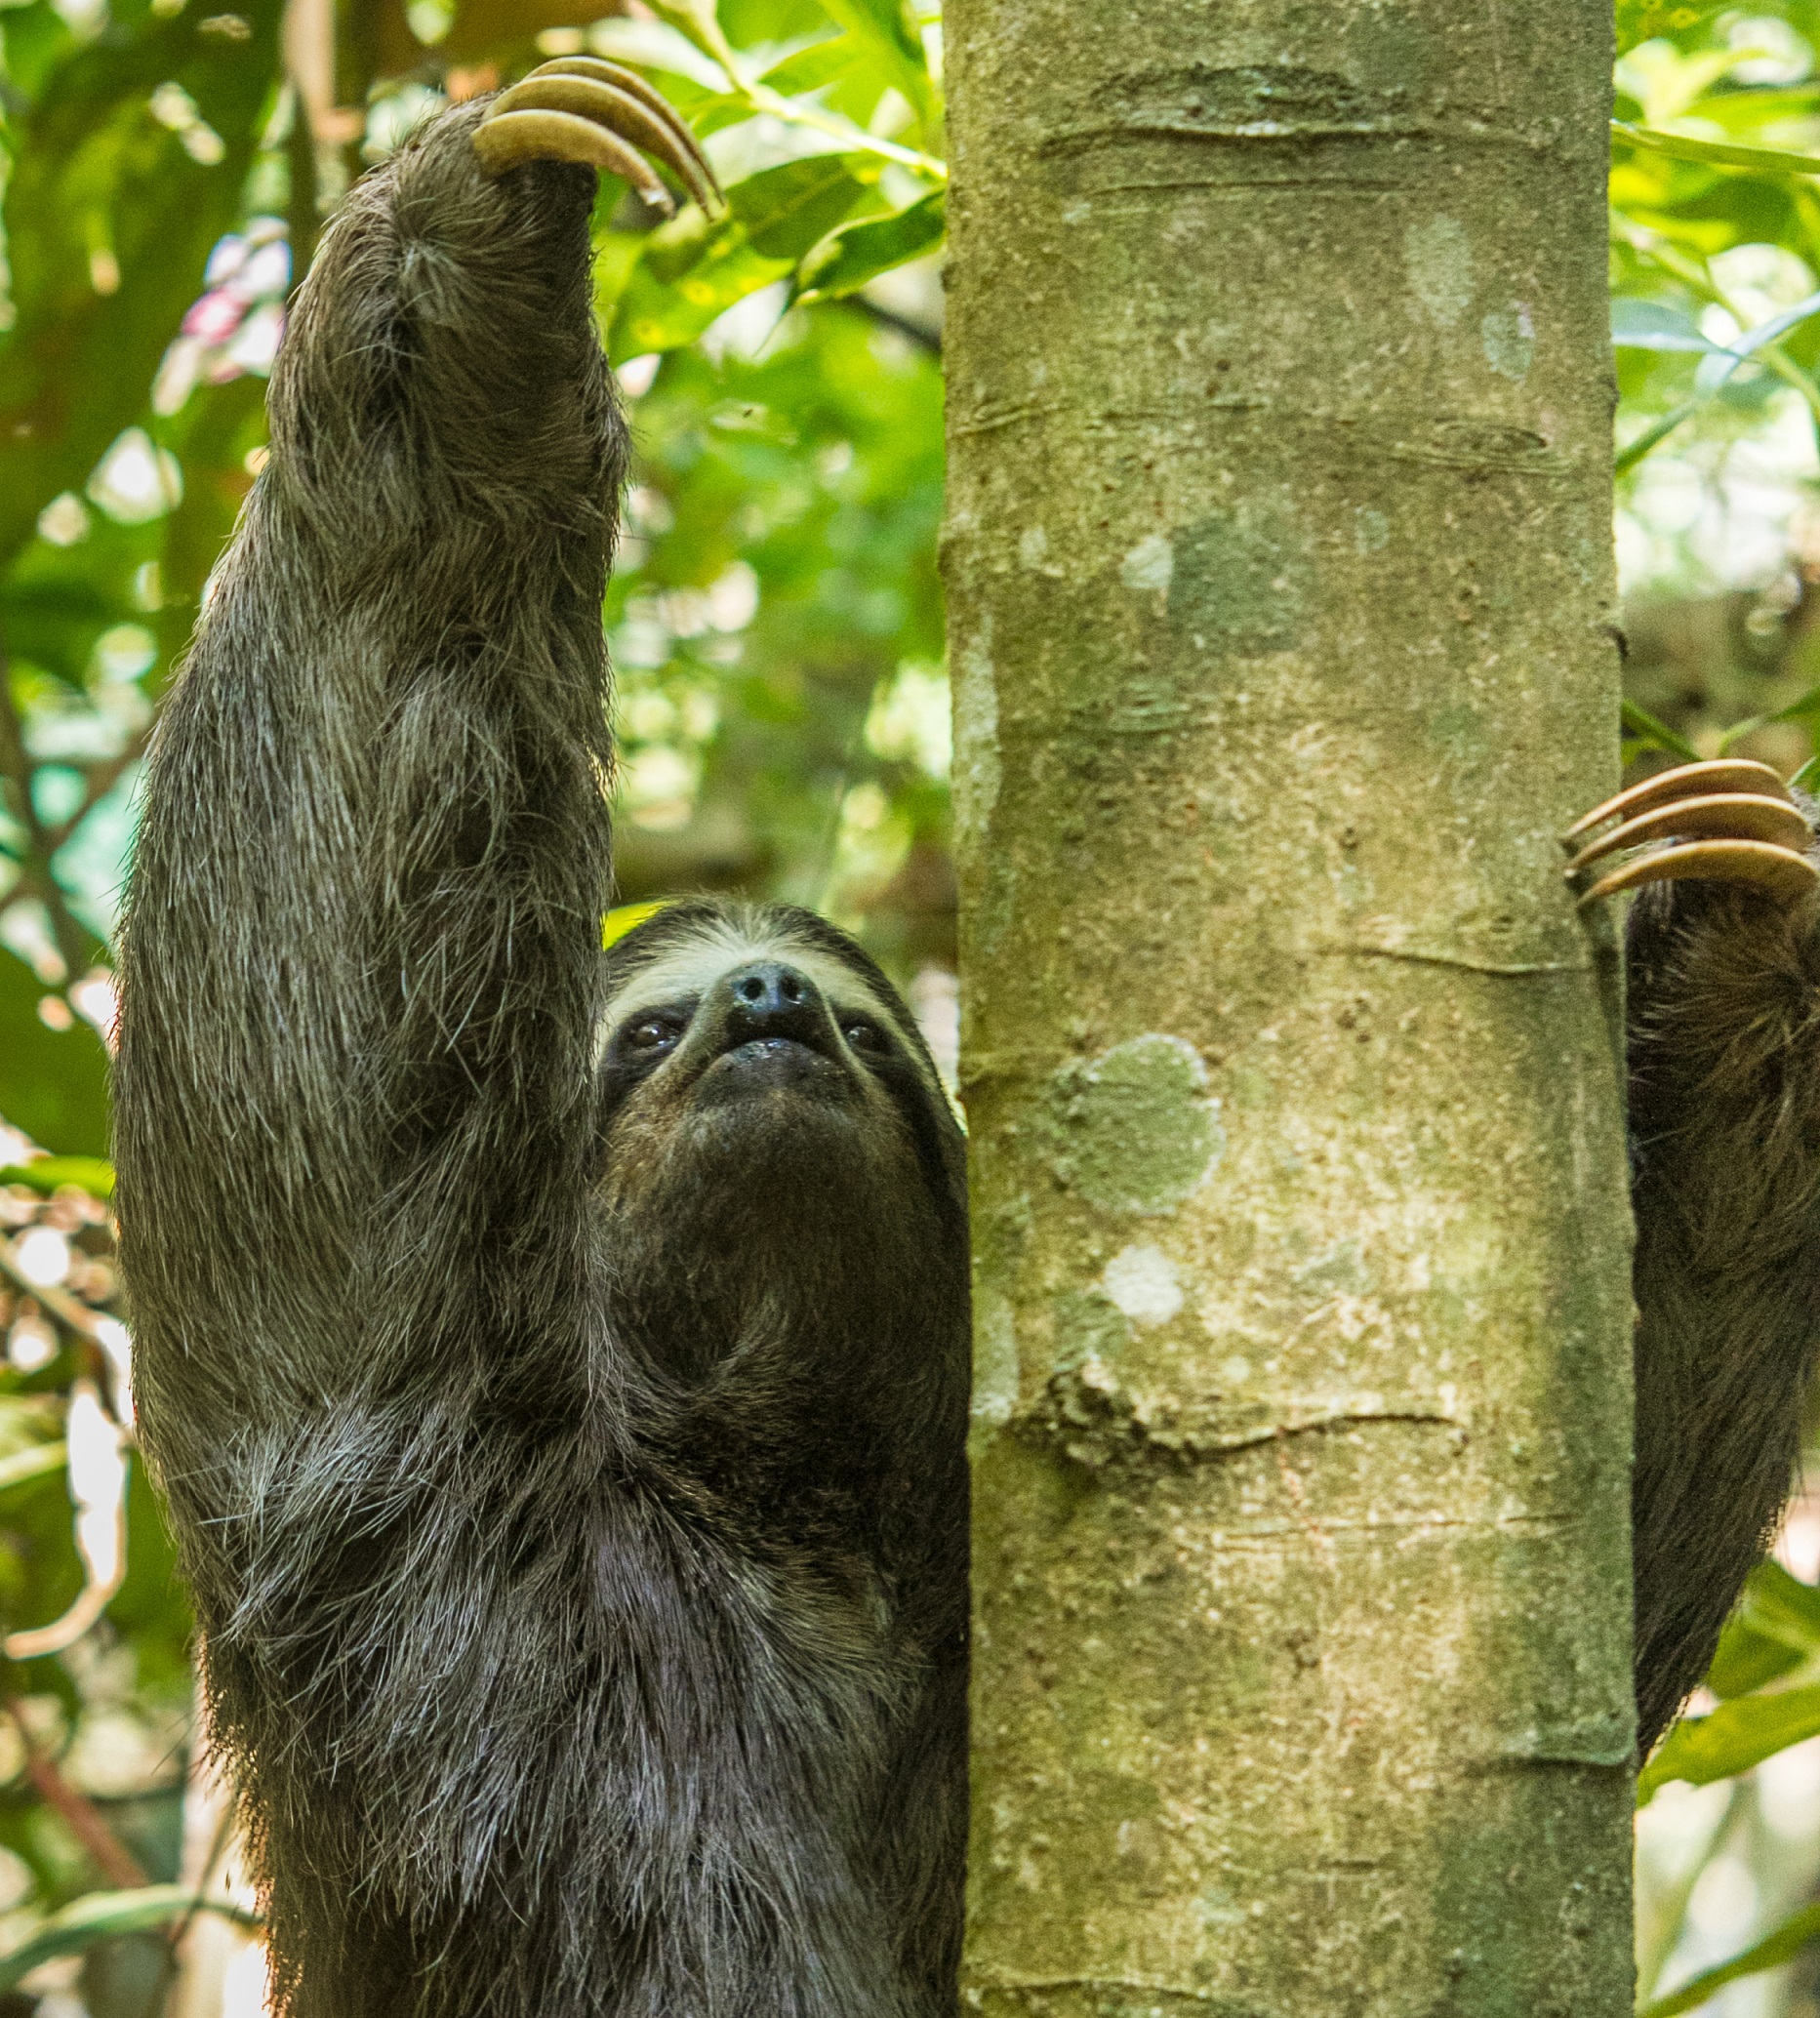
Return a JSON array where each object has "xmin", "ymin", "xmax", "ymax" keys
[
  {"xmin": 595, "ymin": 901, "xmax": 960, "ymax": 1214},
  {"xmin": 605, "ymin": 947, "xmax": 893, "ymax": 1116}
]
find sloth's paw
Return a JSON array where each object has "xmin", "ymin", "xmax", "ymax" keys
[
  {"xmin": 472, "ymin": 58, "xmax": 722, "ymax": 219},
  {"xmin": 1564, "ymin": 757, "xmax": 1818, "ymax": 908}
]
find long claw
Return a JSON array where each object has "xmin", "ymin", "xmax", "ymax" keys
[
  {"xmin": 1578, "ymin": 839, "xmax": 1820, "ymax": 908},
  {"xmin": 1562, "ymin": 757, "xmax": 1793, "ymax": 841},
  {"xmin": 473, "ymin": 59, "xmax": 724, "ymax": 220},
  {"xmin": 1565, "ymin": 756, "xmax": 1817, "ymax": 909},
  {"xmin": 1566, "ymin": 793, "xmax": 1812, "ymax": 875},
  {"xmin": 535, "ymin": 58, "xmax": 722, "ymax": 215},
  {"xmin": 474, "ymin": 109, "xmax": 675, "ymax": 210}
]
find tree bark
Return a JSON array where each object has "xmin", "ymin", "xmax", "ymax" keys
[{"xmin": 942, "ymin": 3, "xmax": 1636, "ymax": 2012}]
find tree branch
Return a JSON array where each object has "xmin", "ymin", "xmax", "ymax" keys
[
  {"xmin": 0, "ymin": 626, "xmax": 112, "ymax": 980},
  {"xmin": 3, "ymin": 1697, "xmax": 148, "ymax": 1890},
  {"xmin": 44, "ymin": 734, "xmax": 148, "ymax": 854}
]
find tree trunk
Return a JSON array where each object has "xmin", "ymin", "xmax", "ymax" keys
[{"xmin": 941, "ymin": 4, "xmax": 1637, "ymax": 2012}]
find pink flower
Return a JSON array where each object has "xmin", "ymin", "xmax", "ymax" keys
[{"xmin": 181, "ymin": 289, "xmax": 244, "ymax": 343}]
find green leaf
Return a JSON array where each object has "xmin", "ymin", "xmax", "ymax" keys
[
  {"xmin": 1689, "ymin": 83, "xmax": 1820, "ymax": 135},
  {"xmin": 794, "ymin": 188, "xmax": 945, "ymax": 303},
  {"xmin": 1723, "ymin": 289, "xmax": 1820, "ymax": 364},
  {"xmin": 1638, "ymin": 1901, "xmax": 1820, "ymax": 2018},
  {"xmin": 1758, "ymin": 679, "xmax": 1820, "ymax": 729},
  {"xmin": 609, "ymin": 156, "xmax": 878, "ymax": 361},
  {"xmin": 1734, "ymin": 1559, "xmax": 1820, "ymax": 1647},
  {"xmin": 1709, "ymin": 1617, "xmax": 1805, "ymax": 1699},
  {"xmin": 638, "ymin": 205, "xmax": 718, "ymax": 286},
  {"xmin": 0, "ymin": 0, "xmax": 288, "ymax": 574},
  {"xmin": 729, "ymin": 155, "xmax": 881, "ymax": 261},
  {"xmin": 0, "ymin": 1155, "xmax": 114, "ymax": 1197},
  {"xmin": 691, "ymin": 92, "xmax": 771, "ymax": 139},
  {"xmin": 0, "ymin": 1886, "xmax": 261, "ymax": 1990},
  {"xmin": 1613, "ymin": 118, "xmax": 1820, "ymax": 180},
  {"xmin": 1717, "ymin": 676, "xmax": 1820, "ymax": 754},
  {"xmin": 1619, "ymin": 698, "xmax": 1700, "ymax": 761},
  {"xmin": 602, "ymin": 901, "xmax": 669, "ymax": 949},
  {"xmin": 1615, "ymin": 401, "xmax": 1701, "ymax": 475},
  {"xmin": 611, "ymin": 240, "xmax": 793, "ymax": 361},
  {"xmin": 1638, "ymin": 1683, "xmax": 1820, "ymax": 1804},
  {"xmin": 826, "ymin": 0, "xmax": 925, "ymax": 76},
  {"xmin": 1719, "ymin": 1614, "xmax": 1815, "ymax": 1695},
  {"xmin": 1708, "ymin": 1560, "xmax": 1820, "ymax": 1697},
  {"xmin": 1612, "ymin": 299, "xmax": 1720, "ymax": 353},
  {"xmin": 816, "ymin": 0, "xmax": 934, "ymax": 127},
  {"xmin": 1615, "ymin": 0, "xmax": 1727, "ymax": 56},
  {"xmin": 759, "ymin": 34, "xmax": 859, "ymax": 96},
  {"xmin": 1611, "ymin": 284, "xmax": 1820, "ymax": 473}
]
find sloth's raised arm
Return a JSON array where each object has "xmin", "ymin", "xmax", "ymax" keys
[
  {"xmin": 1573, "ymin": 766, "xmax": 1820, "ymax": 1753},
  {"xmin": 115, "ymin": 101, "xmax": 623, "ymax": 1467}
]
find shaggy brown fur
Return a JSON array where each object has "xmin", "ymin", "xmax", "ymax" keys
[
  {"xmin": 114, "ymin": 103, "xmax": 967, "ymax": 2018},
  {"xmin": 1627, "ymin": 867, "xmax": 1820, "ymax": 1754}
]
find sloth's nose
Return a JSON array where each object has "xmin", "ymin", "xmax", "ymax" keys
[{"xmin": 723, "ymin": 962, "xmax": 826, "ymax": 1041}]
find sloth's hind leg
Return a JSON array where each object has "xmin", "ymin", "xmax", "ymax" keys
[{"xmin": 474, "ymin": 57, "xmax": 723, "ymax": 217}]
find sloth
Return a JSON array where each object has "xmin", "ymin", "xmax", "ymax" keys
[
  {"xmin": 114, "ymin": 70, "xmax": 966, "ymax": 2018},
  {"xmin": 107, "ymin": 53, "xmax": 1820, "ymax": 2018}
]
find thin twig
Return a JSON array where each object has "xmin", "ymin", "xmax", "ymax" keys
[
  {"xmin": 0, "ymin": 1234, "xmax": 116, "ymax": 1351},
  {"xmin": 3, "ymin": 1697, "xmax": 148, "ymax": 1890},
  {"xmin": 0, "ymin": 626, "xmax": 99, "ymax": 980}
]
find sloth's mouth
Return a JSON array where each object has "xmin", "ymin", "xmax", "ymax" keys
[{"xmin": 699, "ymin": 1033, "xmax": 846, "ymax": 1099}]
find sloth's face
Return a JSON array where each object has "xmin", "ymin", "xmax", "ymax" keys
[
  {"xmin": 599, "ymin": 926, "xmax": 924, "ymax": 1121},
  {"xmin": 594, "ymin": 901, "xmax": 966, "ymax": 1388},
  {"xmin": 593, "ymin": 900, "xmax": 962, "ymax": 1245},
  {"xmin": 601, "ymin": 938, "xmax": 904, "ymax": 1116}
]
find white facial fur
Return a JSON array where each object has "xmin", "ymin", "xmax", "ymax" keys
[{"xmin": 597, "ymin": 916, "xmax": 934, "ymax": 1093}]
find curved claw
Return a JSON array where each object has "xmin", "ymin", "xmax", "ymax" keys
[
  {"xmin": 1577, "ymin": 838, "xmax": 1820, "ymax": 908},
  {"xmin": 1566, "ymin": 793, "xmax": 1812, "ymax": 875},
  {"xmin": 534, "ymin": 58, "xmax": 722, "ymax": 215},
  {"xmin": 1562, "ymin": 757, "xmax": 1793, "ymax": 841},
  {"xmin": 1565, "ymin": 756, "xmax": 1818, "ymax": 910},
  {"xmin": 473, "ymin": 59, "xmax": 723, "ymax": 220},
  {"xmin": 474, "ymin": 109, "xmax": 674, "ymax": 209}
]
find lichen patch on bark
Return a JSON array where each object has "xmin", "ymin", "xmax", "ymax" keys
[{"xmin": 1048, "ymin": 1034, "xmax": 1227, "ymax": 1216}]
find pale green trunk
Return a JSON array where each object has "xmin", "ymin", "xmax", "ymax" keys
[{"xmin": 942, "ymin": 3, "xmax": 1637, "ymax": 2012}]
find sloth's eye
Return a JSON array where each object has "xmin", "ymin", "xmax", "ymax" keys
[
  {"xmin": 843, "ymin": 1020, "xmax": 885, "ymax": 1053},
  {"xmin": 627, "ymin": 1017, "xmax": 680, "ymax": 1051}
]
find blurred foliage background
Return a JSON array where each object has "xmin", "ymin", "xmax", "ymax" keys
[{"xmin": 4, "ymin": 0, "xmax": 1820, "ymax": 2010}]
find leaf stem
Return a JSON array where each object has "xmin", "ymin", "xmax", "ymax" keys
[{"xmin": 653, "ymin": 0, "xmax": 946, "ymax": 176}]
